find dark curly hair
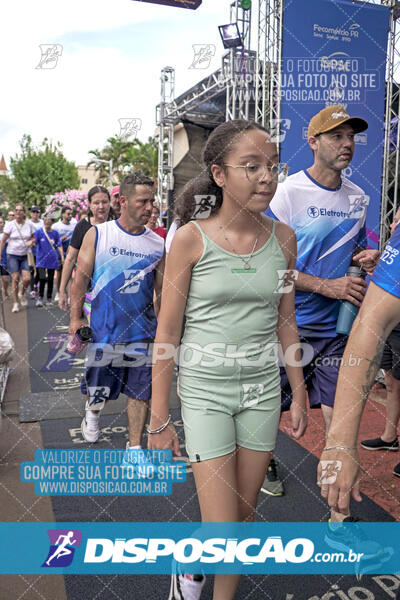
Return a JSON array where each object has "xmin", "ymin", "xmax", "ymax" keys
[{"xmin": 174, "ymin": 119, "xmax": 269, "ymax": 227}]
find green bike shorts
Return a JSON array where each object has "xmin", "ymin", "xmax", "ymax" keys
[{"xmin": 178, "ymin": 363, "xmax": 281, "ymax": 463}]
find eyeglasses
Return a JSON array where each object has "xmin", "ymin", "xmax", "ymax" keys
[{"xmin": 224, "ymin": 162, "xmax": 289, "ymax": 183}]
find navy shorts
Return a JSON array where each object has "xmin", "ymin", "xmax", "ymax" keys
[
  {"xmin": 280, "ymin": 334, "xmax": 347, "ymax": 411},
  {"xmin": 81, "ymin": 364, "xmax": 151, "ymax": 407},
  {"xmin": 381, "ymin": 329, "xmax": 400, "ymax": 380},
  {"xmin": 7, "ymin": 254, "xmax": 29, "ymax": 273}
]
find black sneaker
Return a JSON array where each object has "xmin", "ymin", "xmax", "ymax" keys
[
  {"xmin": 393, "ymin": 462, "xmax": 400, "ymax": 478},
  {"xmin": 360, "ymin": 436, "xmax": 399, "ymax": 451},
  {"xmin": 261, "ymin": 458, "xmax": 284, "ymax": 496}
]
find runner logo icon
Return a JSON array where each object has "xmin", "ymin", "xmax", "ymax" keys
[
  {"xmin": 42, "ymin": 529, "xmax": 82, "ymax": 567},
  {"xmin": 241, "ymin": 384, "xmax": 264, "ymax": 408},
  {"xmin": 118, "ymin": 270, "xmax": 145, "ymax": 294}
]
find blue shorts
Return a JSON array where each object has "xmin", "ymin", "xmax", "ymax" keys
[
  {"xmin": 280, "ymin": 334, "xmax": 347, "ymax": 411},
  {"xmin": 7, "ymin": 254, "xmax": 29, "ymax": 273},
  {"xmin": 81, "ymin": 347, "xmax": 152, "ymax": 406}
]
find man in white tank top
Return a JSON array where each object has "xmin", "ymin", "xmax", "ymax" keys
[{"xmin": 69, "ymin": 173, "xmax": 165, "ymax": 457}]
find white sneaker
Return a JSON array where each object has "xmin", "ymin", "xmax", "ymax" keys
[
  {"xmin": 121, "ymin": 442, "xmax": 156, "ymax": 477},
  {"xmin": 36, "ymin": 298, "xmax": 43, "ymax": 307},
  {"xmin": 168, "ymin": 574, "xmax": 205, "ymax": 600},
  {"xmin": 81, "ymin": 410, "xmax": 100, "ymax": 443},
  {"xmin": 19, "ymin": 295, "xmax": 28, "ymax": 307},
  {"xmin": 54, "ymin": 292, "xmax": 59, "ymax": 302},
  {"xmin": 45, "ymin": 300, "xmax": 53, "ymax": 306},
  {"xmin": 11, "ymin": 303, "xmax": 19, "ymax": 313}
]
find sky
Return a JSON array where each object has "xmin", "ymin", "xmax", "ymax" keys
[{"xmin": 0, "ymin": 0, "xmax": 232, "ymax": 168}]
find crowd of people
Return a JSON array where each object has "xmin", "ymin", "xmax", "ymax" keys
[{"xmin": 1, "ymin": 105, "xmax": 399, "ymax": 600}]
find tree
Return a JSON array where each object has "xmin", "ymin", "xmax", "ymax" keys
[
  {"xmin": 128, "ymin": 137, "xmax": 158, "ymax": 180},
  {"xmin": 87, "ymin": 136, "xmax": 158, "ymax": 184},
  {"xmin": 9, "ymin": 135, "xmax": 80, "ymax": 210},
  {"xmin": 0, "ymin": 175, "xmax": 18, "ymax": 211},
  {"xmin": 88, "ymin": 136, "xmax": 132, "ymax": 185}
]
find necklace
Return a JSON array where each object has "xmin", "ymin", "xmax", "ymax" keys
[{"xmin": 217, "ymin": 218, "xmax": 260, "ymax": 273}]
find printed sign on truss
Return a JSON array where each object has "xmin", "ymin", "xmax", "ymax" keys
[{"xmin": 133, "ymin": 0, "xmax": 202, "ymax": 9}]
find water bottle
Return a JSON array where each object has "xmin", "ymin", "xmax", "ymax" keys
[
  {"xmin": 336, "ymin": 265, "xmax": 366, "ymax": 335},
  {"xmin": 67, "ymin": 325, "xmax": 92, "ymax": 354}
]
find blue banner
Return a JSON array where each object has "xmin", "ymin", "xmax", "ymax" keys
[
  {"xmin": 280, "ymin": 0, "xmax": 389, "ymax": 248},
  {"xmin": 0, "ymin": 522, "xmax": 398, "ymax": 575}
]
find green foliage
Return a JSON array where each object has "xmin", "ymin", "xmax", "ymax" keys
[
  {"xmin": 88, "ymin": 136, "xmax": 158, "ymax": 184},
  {"xmin": 128, "ymin": 137, "xmax": 158, "ymax": 181},
  {"xmin": 0, "ymin": 175, "xmax": 18, "ymax": 211},
  {"xmin": 9, "ymin": 135, "xmax": 80, "ymax": 210}
]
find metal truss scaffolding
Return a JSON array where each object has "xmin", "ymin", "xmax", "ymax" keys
[
  {"xmin": 255, "ymin": 0, "xmax": 282, "ymax": 136},
  {"xmin": 156, "ymin": 67, "xmax": 175, "ymax": 215},
  {"xmin": 156, "ymin": 0, "xmax": 400, "ymax": 242}
]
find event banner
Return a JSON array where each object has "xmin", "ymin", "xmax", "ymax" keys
[
  {"xmin": 0, "ymin": 522, "xmax": 398, "ymax": 575},
  {"xmin": 280, "ymin": 0, "xmax": 389, "ymax": 247}
]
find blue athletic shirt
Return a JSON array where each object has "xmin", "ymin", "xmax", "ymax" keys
[
  {"xmin": 34, "ymin": 229, "xmax": 60, "ymax": 269},
  {"xmin": 90, "ymin": 220, "xmax": 164, "ymax": 344},
  {"xmin": 0, "ymin": 233, "xmax": 7, "ymax": 267},
  {"xmin": 267, "ymin": 170, "xmax": 367, "ymax": 337},
  {"xmin": 52, "ymin": 220, "xmax": 76, "ymax": 255},
  {"xmin": 372, "ymin": 225, "xmax": 400, "ymax": 299}
]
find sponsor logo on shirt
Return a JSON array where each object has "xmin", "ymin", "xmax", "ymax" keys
[
  {"xmin": 109, "ymin": 247, "xmax": 147, "ymax": 259},
  {"xmin": 307, "ymin": 206, "xmax": 358, "ymax": 219}
]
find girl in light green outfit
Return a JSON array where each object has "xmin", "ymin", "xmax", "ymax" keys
[{"xmin": 148, "ymin": 120, "xmax": 307, "ymax": 600}]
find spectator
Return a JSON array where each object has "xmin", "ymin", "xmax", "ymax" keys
[
  {"xmin": 146, "ymin": 204, "xmax": 167, "ymax": 239},
  {"xmin": 34, "ymin": 216, "xmax": 64, "ymax": 307},
  {"xmin": 0, "ymin": 204, "xmax": 35, "ymax": 313},
  {"xmin": 0, "ymin": 216, "xmax": 10, "ymax": 298},
  {"xmin": 111, "ymin": 185, "xmax": 121, "ymax": 218},
  {"xmin": 27, "ymin": 206, "xmax": 43, "ymax": 298},
  {"xmin": 52, "ymin": 207, "xmax": 76, "ymax": 302},
  {"xmin": 58, "ymin": 186, "xmax": 112, "ymax": 312}
]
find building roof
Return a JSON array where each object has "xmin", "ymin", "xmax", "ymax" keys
[{"xmin": 0, "ymin": 155, "xmax": 7, "ymax": 172}]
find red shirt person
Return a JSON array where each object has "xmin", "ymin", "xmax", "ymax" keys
[{"xmin": 146, "ymin": 205, "xmax": 166, "ymax": 239}]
